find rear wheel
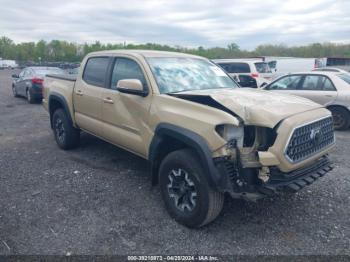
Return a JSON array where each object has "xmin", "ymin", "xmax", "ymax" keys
[
  {"xmin": 26, "ymin": 89, "xmax": 35, "ymax": 104},
  {"xmin": 330, "ymin": 107, "xmax": 349, "ymax": 130},
  {"xmin": 159, "ymin": 149, "xmax": 224, "ymax": 228},
  {"xmin": 52, "ymin": 109, "xmax": 80, "ymax": 150}
]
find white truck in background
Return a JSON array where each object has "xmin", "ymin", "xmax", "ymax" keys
[
  {"xmin": 253, "ymin": 56, "xmax": 350, "ymax": 78},
  {"xmin": 0, "ymin": 59, "xmax": 18, "ymax": 69},
  {"xmin": 254, "ymin": 57, "xmax": 317, "ymax": 78},
  {"xmin": 315, "ymin": 57, "xmax": 350, "ymax": 72}
]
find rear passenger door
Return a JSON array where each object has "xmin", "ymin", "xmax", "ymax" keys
[
  {"xmin": 294, "ymin": 75, "xmax": 338, "ymax": 106},
  {"xmin": 101, "ymin": 56, "xmax": 152, "ymax": 157},
  {"xmin": 73, "ymin": 56, "xmax": 110, "ymax": 136}
]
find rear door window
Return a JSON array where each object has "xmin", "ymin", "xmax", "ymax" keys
[
  {"xmin": 300, "ymin": 75, "xmax": 319, "ymax": 90},
  {"xmin": 320, "ymin": 76, "xmax": 336, "ymax": 91},
  {"xmin": 83, "ymin": 57, "xmax": 109, "ymax": 87},
  {"xmin": 218, "ymin": 63, "xmax": 250, "ymax": 73},
  {"xmin": 300, "ymin": 75, "xmax": 336, "ymax": 91}
]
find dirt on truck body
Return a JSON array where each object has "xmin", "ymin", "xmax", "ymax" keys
[{"xmin": 43, "ymin": 50, "xmax": 335, "ymax": 227}]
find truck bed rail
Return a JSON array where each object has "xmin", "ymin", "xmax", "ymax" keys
[{"xmin": 46, "ymin": 74, "xmax": 77, "ymax": 82}]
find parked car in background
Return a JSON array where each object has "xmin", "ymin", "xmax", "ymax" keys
[
  {"xmin": 12, "ymin": 67, "xmax": 65, "ymax": 103},
  {"xmin": 315, "ymin": 57, "xmax": 350, "ymax": 72},
  {"xmin": 313, "ymin": 67, "xmax": 350, "ymax": 74},
  {"xmin": 263, "ymin": 72, "xmax": 350, "ymax": 130},
  {"xmin": 212, "ymin": 59, "xmax": 273, "ymax": 88}
]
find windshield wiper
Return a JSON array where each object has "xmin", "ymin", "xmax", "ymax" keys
[
  {"xmin": 166, "ymin": 87, "xmax": 236, "ymax": 94},
  {"xmin": 166, "ymin": 89, "xmax": 192, "ymax": 94}
]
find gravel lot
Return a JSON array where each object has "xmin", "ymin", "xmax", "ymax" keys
[{"xmin": 0, "ymin": 69, "xmax": 349, "ymax": 255}]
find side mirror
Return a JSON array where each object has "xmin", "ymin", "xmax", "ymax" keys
[
  {"xmin": 12, "ymin": 74, "xmax": 19, "ymax": 78},
  {"xmin": 116, "ymin": 79, "xmax": 148, "ymax": 97}
]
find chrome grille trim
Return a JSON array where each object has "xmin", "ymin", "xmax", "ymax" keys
[{"xmin": 285, "ymin": 116, "xmax": 335, "ymax": 163}]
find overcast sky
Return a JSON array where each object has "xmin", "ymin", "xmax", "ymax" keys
[{"xmin": 0, "ymin": 0, "xmax": 349, "ymax": 49}]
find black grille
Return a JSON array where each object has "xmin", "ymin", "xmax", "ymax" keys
[{"xmin": 285, "ymin": 117, "xmax": 334, "ymax": 163}]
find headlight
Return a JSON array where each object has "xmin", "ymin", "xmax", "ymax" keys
[{"xmin": 215, "ymin": 124, "xmax": 244, "ymax": 147}]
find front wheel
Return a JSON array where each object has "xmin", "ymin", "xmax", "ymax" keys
[
  {"xmin": 330, "ymin": 107, "xmax": 350, "ymax": 130},
  {"xmin": 159, "ymin": 149, "xmax": 224, "ymax": 228},
  {"xmin": 52, "ymin": 109, "xmax": 80, "ymax": 150}
]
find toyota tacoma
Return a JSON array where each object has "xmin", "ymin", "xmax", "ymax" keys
[{"xmin": 43, "ymin": 50, "xmax": 335, "ymax": 227}]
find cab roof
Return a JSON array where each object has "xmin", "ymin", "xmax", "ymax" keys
[
  {"xmin": 212, "ymin": 59, "xmax": 264, "ymax": 64},
  {"xmin": 88, "ymin": 49, "xmax": 205, "ymax": 59}
]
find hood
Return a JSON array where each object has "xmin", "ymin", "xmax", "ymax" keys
[{"xmin": 174, "ymin": 88, "xmax": 323, "ymax": 128}]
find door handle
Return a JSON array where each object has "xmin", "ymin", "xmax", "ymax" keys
[
  {"xmin": 103, "ymin": 97, "xmax": 114, "ymax": 104},
  {"xmin": 324, "ymin": 95, "xmax": 332, "ymax": 97},
  {"xmin": 76, "ymin": 90, "xmax": 83, "ymax": 96}
]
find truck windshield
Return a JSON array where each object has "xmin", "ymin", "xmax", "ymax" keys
[{"xmin": 147, "ymin": 57, "xmax": 238, "ymax": 94}]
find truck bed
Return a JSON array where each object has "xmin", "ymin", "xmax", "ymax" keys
[{"xmin": 43, "ymin": 74, "xmax": 77, "ymax": 115}]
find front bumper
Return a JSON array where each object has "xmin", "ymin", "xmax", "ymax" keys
[
  {"xmin": 215, "ymin": 155, "xmax": 333, "ymax": 200},
  {"xmin": 258, "ymin": 155, "xmax": 333, "ymax": 196}
]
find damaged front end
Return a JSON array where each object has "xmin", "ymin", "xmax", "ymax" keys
[
  {"xmin": 170, "ymin": 91, "xmax": 335, "ymax": 201},
  {"xmin": 213, "ymin": 125, "xmax": 280, "ymax": 201},
  {"xmin": 213, "ymin": 121, "xmax": 334, "ymax": 201}
]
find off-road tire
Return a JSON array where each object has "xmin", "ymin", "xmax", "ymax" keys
[
  {"xmin": 159, "ymin": 148, "xmax": 224, "ymax": 228},
  {"xmin": 330, "ymin": 107, "xmax": 350, "ymax": 130},
  {"xmin": 52, "ymin": 109, "xmax": 80, "ymax": 150}
]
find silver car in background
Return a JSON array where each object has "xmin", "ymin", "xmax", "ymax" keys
[
  {"xmin": 263, "ymin": 72, "xmax": 350, "ymax": 130},
  {"xmin": 12, "ymin": 67, "xmax": 65, "ymax": 103}
]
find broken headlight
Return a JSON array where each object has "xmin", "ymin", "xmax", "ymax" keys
[{"xmin": 215, "ymin": 124, "xmax": 244, "ymax": 147}]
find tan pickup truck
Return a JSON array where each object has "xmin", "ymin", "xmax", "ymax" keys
[{"xmin": 43, "ymin": 50, "xmax": 335, "ymax": 227}]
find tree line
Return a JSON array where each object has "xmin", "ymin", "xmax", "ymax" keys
[{"xmin": 0, "ymin": 36, "xmax": 349, "ymax": 63}]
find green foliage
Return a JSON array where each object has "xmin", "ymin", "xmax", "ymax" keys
[
  {"xmin": 0, "ymin": 36, "xmax": 349, "ymax": 62},
  {"xmin": 253, "ymin": 42, "xmax": 350, "ymax": 58}
]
